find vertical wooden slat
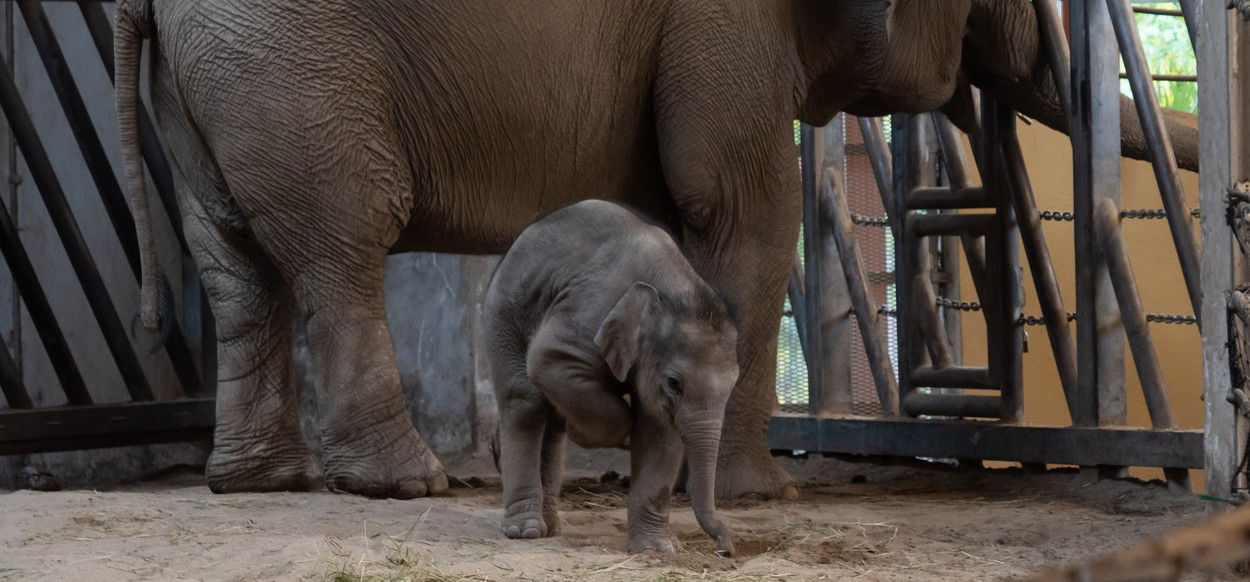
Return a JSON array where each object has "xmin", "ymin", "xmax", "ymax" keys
[
  {"xmin": 1072, "ymin": 0, "xmax": 1126, "ymax": 430},
  {"xmin": 812, "ymin": 117, "xmax": 853, "ymax": 415},
  {"xmin": 892, "ymin": 115, "xmax": 916, "ymax": 407},
  {"xmin": 1000, "ymin": 120, "xmax": 1079, "ymax": 418},
  {"xmin": 1199, "ymin": 0, "xmax": 1242, "ymax": 501},
  {"xmin": 821, "ymin": 166, "xmax": 899, "ymax": 415},
  {"xmin": 984, "ymin": 100, "xmax": 1023, "ymax": 423}
]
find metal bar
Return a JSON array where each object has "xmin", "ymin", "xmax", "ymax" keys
[
  {"xmin": 0, "ymin": 195, "xmax": 89, "ymax": 405},
  {"xmin": 1073, "ymin": 0, "xmax": 1127, "ymax": 429},
  {"xmin": 858, "ymin": 116, "xmax": 898, "ymax": 241},
  {"xmin": 0, "ymin": 398, "xmax": 215, "ymax": 455},
  {"xmin": 1117, "ymin": 73, "xmax": 1198, "ymax": 82},
  {"xmin": 1095, "ymin": 201, "xmax": 1176, "ymax": 429},
  {"xmin": 1199, "ymin": 0, "xmax": 1242, "ymax": 500},
  {"xmin": 1132, "ymin": 6, "xmax": 1183, "ymax": 17},
  {"xmin": 905, "ymin": 117, "xmax": 954, "ymax": 372},
  {"xmin": 820, "ymin": 166, "xmax": 899, "ymax": 415},
  {"xmin": 892, "ymin": 114, "xmax": 916, "ymax": 407},
  {"xmin": 999, "ymin": 115, "xmax": 1079, "ymax": 419},
  {"xmin": 904, "ymin": 186, "xmax": 991, "ymax": 210},
  {"xmin": 984, "ymin": 98, "xmax": 1024, "ymax": 423},
  {"xmin": 911, "ymin": 366, "xmax": 995, "ymax": 390},
  {"xmin": 767, "ymin": 415, "xmax": 1205, "ymax": 469},
  {"xmin": 907, "ymin": 213, "xmax": 996, "ymax": 237},
  {"xmin": 815, "ymin": 118, "xmax": 854, "ymax": 415},
  {"xmin": 77, "ymin": 0, "xmax": 187, "ymax": 254},
  {"xmin": 800, "ymin": 123, "xmax": 831, "ymax": 414},
  {"xmin": 911, "ymin": 274, "xmax": 954, "ymax": 370},
  {"xmin": 933, "ymin": 113, "xmax": 972, "ymax": 190},
  {"xmin": 0, "ymin": 333, "xmax": 30, "ymax": 409},
  {"xmin": 902, "ymin": 393, "xmax": 1001, "ymax": 419},
  {"xmin": 1106, "ymin": 0, "xmax": 1203, "ymax": 319},
  {"xmin": 1177, "ymin": 0, "xmax": 1198, "ymax": 49},
  {"xmin": 1095, "ymin": 199, "xmax": 1190, "ymax": 489},
  {"xmin": 1034, "ymin": 0, "xmax": 1074, "ymax": 125},
  {"xmin": 787, "ymin": 259, "xmax": 808, "ymax": 361},
  {"xmin": 0, "ymin": 60, "xmax": 154, "ymax": 401},
  {"xmin": 19, "ymin": 0, "xmax": 202, "ymax": 396}
]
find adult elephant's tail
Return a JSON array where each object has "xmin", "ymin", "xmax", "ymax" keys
[{"xmin": 116, "ymin": 0, "xmax": 161, "ymax": 330}]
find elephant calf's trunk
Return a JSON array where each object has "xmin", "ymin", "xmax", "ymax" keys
[{"xmin": 682, "ymin": 419, "xmax": 735, "ymax": 556}]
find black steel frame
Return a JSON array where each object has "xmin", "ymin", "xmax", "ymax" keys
[{"xmin": 777, "ymin": 0, "xmax": 1230, "ymax": 489}]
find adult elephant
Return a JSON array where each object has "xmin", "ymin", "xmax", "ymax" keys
[{"xmin": 116, "ymin": 0, "xmax": 1197, "ymax": 500}]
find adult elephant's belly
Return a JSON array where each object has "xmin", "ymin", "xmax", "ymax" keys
[{"xmin": 390, "ymin": 145, "xmax": 675, "ymax": 256}]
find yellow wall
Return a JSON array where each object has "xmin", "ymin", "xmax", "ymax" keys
[{"xmin": 962, "ymin": 123, "xmax": 1202, "ymax": 483}]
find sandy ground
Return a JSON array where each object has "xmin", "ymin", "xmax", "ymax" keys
[{"xmin": 0, "ymin": 452, "xmax": 1240, "ymax": 582}]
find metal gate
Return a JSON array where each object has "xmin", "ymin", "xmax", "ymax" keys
[
  {"xmin": 0, "ymin": 0, "xmax": 214, "ymax": 456},
  {"xmin": 769, "ymin": 0, "xmax": 1249, "ymax": 497}
]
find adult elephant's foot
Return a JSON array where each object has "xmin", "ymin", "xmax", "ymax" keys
[
  {"xmin": 502, "ymin": 496, "xmax": 551, "ymax": 539},
  {"xmin": 321, "ymin": 425, "xmax": 449, "ymax": 499},
  {"xmin": 715, "ymin": 445, "xmax": 799, "ymax": 501},
  {"xmin": 628, "ymin": 532, "xmax": 682, "ymax": 554},
  {"xmin": 206, "ymin": 441, "xmax": 318, "ymax": 493}
]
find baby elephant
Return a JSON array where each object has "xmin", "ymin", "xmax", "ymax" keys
[{"xmin": 485, "ymin": 200, "xmax": 738, "ymax": 555}]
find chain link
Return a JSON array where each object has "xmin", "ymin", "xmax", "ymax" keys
[
  {"xmin": 851, "ymin": 214, "xmax": 890, "ymax": 228},
  {"xmin": 1038, "ymin": 208, "xmax": 1201, "ymax": 221}
]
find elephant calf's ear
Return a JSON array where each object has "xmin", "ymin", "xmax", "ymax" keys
[{"xmin": 595, "ymin": 282, "xmax": 658, "ymax": 382}]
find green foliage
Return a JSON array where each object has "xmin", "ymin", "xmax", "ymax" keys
[{"xmin": 1122, "ymin": 3, "xmax": 1197, "ymax": 113}]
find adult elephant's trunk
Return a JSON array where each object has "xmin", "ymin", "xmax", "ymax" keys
[
  {"xmin": 947, "ymin": 0, "xmax": 1199, "ymax": 172},
  {"xmin": 681, "ymin": 416, "xmax": 735, "ymax": 556}
]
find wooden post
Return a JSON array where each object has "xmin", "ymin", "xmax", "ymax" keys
[
  {"xmin": 1072, "ymin": 0, "xmax": 1126, "ymax": 432},
  {"xmin": 985, "ymin": 100, "xmax": 1024, "ymax": 423},
  {"xmin": 1095, "ymin": 200, "xmax": 1190, "ymax": 489},
  {"xmin": 1199, "ymin": 0, "xmax": 1244, "ymax": 502},
  {"xmin": 821, "ymin": 167, "xmax": 900, "ymax": 415},
  {"xmin": 802, "ymin": 122, "xmax": 854, "ymax": 415},
  {"xmin": 1000, "ymin": 121, "xmax": 1079, "ymax": 418}
]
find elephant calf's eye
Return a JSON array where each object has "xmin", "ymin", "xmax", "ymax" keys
[{"xmin": 663, "ymin": 375, "xmax": 684, "ymax": 398}]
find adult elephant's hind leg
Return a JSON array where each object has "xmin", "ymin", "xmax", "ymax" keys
[
  {"xmin": 291, "ymin": 255, "xmax": 447, "ymax": 499},
  {"xmin": 186, "ymin": 199, "xmax": 315, "ymax": 493}
]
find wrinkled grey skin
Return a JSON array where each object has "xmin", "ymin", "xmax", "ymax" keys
[
  {"xmin": 115, "ymin": 0, "xmax": 1199, "ymax": 500},
  {"xmin": 485, "ymin": 201, "xmax": 738, "ymax": 555}
]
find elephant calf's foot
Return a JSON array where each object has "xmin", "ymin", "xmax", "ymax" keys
[
  {"xmin": 206, "ymin": 444, "xmax": 318, "ymax": 493},
  {"xmin": 628, "ymin": 531, "xmax": 683, "ymax": 554},
  {"xmin": 502, "ymin": 498, "xmax": 551, "ymax": 540},
  {"xmin": 322, "ymin": 430, "xmax": 449, "ymax": 499}
]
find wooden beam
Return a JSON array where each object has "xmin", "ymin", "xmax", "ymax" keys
[
  {"xmin": 1199, "ymin": 0, "xmax": 1243, "ymax": 500},
  {"xmin": 0, "ymin": 399, "xmax": 216, "ymax": 455},
  {"xmin": 767, "ymin": 415, "xmax": 1204, "ymax": 469}
]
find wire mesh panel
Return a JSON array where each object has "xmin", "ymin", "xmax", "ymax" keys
[{"xmin": 775, "ymin": 116, "xmax": 897, "ymax": 416}]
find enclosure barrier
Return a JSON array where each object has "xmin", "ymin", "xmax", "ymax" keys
[
  {"xmin": 0, "ymin": 0, "xmax": 215, "ymax": 456},
  {"xmin": 771, "ymin": 0, "xmax": 1250, "ymax": 495}
]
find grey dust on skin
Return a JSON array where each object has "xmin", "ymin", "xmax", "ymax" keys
[
  {"xmin": 485, "ymin": 201, "xmax": 738, "ymax": 555},
  {"xmin": 114, "ymin": 0, "xmax": 1199, "ymax": 501}
]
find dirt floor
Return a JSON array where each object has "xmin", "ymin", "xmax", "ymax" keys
[{"xmin": 0, "ymin": 450, "xmax": 1240, "ymax": 581}]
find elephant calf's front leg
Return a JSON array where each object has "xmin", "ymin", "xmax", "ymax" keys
[
  {"xmin": 626, "ymin": 411, "xmax": 685, "ymax": 554},
  {"xmin": 498, "ymin": 388, "xmax": 555, "ymax": 539}
]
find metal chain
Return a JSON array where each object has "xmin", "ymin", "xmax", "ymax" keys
[
  {"xmin": 1038, "ymin": 208, "xmax": 1201, "ymax": 221},
  {"xmin": 1039, "ymin": 211, "xmax": 1075, "ymax": 222},
  {"xmin": 851, "ymin": 214, "xmax": 890, "ymax": 228},
  {"xmin": 1144, "ymin": 313, "xmax": 1199, "ymax": 325}
]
